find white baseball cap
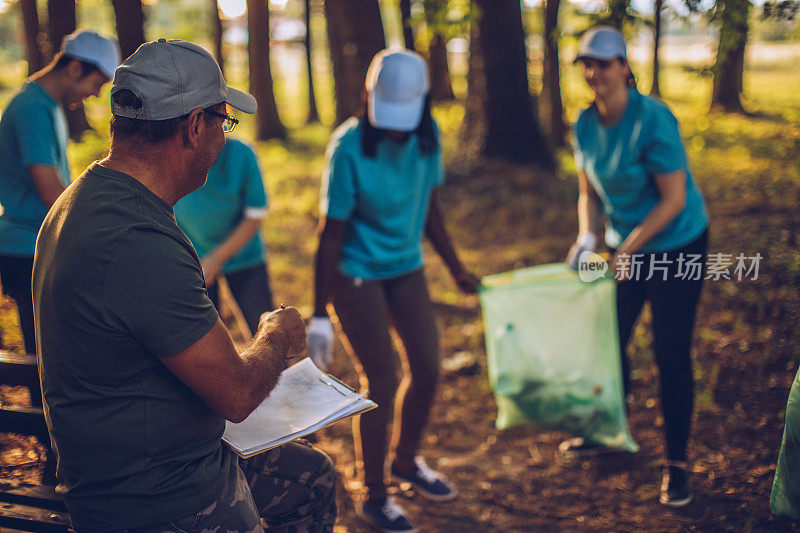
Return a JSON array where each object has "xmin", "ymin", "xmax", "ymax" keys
[
  {"xmin": 366, "ymin": 49, "xmax": 430, "ymax": 132},
  {"xmin": 574, "ymin": 26, "xmax": 627, "ymax": 64},
  {"xmin": 110, "ymin": 39, "xmax": 257, "ymax": 121},
  {"xmin": 61, "ymin": 30, "xmax": 121, "ymax": 80}
]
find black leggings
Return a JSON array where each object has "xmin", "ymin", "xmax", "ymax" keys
[
  {"xmin": 616, "ymin": 229, "xmax": 708, "ymax": 462},
  {"xmin": 206, "ymin": 262, "xmax": 274, "ymax": 336},
  {"xmin": 0, "ymin": 255, "xmax": 36, "ymax": 354}
]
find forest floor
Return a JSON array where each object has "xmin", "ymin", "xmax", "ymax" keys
[{"xmin": 2, "ymin": 60, "xmax": 800, "ymax": 531}]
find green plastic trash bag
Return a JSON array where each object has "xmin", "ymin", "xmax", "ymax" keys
[
  {"xmin": 771, "ymin": 367, "xmax": 800, "ymax": 519},
  {"xmin": 478, "ymin": 263, "xmax": 638, "ymax": 452}
]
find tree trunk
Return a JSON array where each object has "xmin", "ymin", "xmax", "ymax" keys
[
  {"xmin": 400, "ymin": 0, "xmax": 416, "ymax": 50},
  {"xmin": 324, "ymin": 0, "xmax": 386, "ymax": 125},
  {"xmin": 46, "ymin": 0, "xmax": 92, "ymax": 141},
  {"xmin": 650, "ymin": 0, "xmax": 663, "ymax": 97},
  {"xmin": 304, "ymin": 0, "xmax": 320, "ymax": 123},
  {"xmin": 605, "ymin": 0, "xmax": 630, "ymax": 30},
  {"xmin": 111, "ymin": 0, "xmax": 146, "ymax": 61},
  {"xmin": 46, "ymin": 0, "xmax": 76, "ymax": 60},
  {"xmin": 540, "ymin": 0, "xmax": 567, "ymax": 146},
  {"xmin": 461, "ymin": 0, "xmax": 554, "ymax": 167},
  {"xmin": 428, "ymin": 34, "xmax": 455, "ymax": 101},
  {"xmin": 423, "ymin": 0, "xmax": 455, "ymax": 101},
  {"xmin": 247, "ymin": 0, "xmax": 286, "ymax": 140},
  {"xmin": 711, "ymin": 0, "xmax": 748, "ymax": 112},
  {"xmin": 211, "ymin": 0, "xmax": 225, "ymax": 74},
  {"xmin": 19, "ymin": 0, "xmax": 45, "ymax": 75}
]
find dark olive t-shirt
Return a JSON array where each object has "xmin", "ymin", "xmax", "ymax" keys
[{"xmin": 33, "ymin": 163, "xmax": 230, "ymax": 532}]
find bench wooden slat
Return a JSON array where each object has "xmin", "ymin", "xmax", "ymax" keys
[
  {"xmin": 0, "ymin": 501, "xmax": 70, "ymax": 532},
  {"xmin": 0, "ymin": 351, "xmax": 37, "ymax": 366},
  {"xmin": 0, "ymin": 351, "xmax": 39, "ymax": 385},
  {"xmin": 0, "ymin": 350, "xmax": 42, "ymax": 408},
  {"xmin": 0, "ymin": 480, "xmax": 66, "ymax": 512}
]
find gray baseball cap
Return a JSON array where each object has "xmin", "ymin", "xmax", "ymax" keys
[
  {"xmin": 110, "ymin": 38, "xmax": 257, "ymax": 120},
  {"xmin": 574, "ymin": 26, "xmax": 627, "ymax": 64}
]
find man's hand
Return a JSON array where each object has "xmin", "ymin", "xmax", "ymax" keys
[
  {"xmin": 306, "ymin": 316, "xmax": 334, "ymax": 370},
  {"xmin": 258, "ymin": 307, "xmax": 307, "ymax": 364}
]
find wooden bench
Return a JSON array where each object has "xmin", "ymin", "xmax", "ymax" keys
[
  {"xmin": 0, "ymin": 479, "xmax": 69, "ymax": 532},
  {"xmin": 0, "ymin": 350, "xmax": 54, "ymax": 481},
  {"xmin": 0, "ymin": 352, "xmax": 42, "ymax": 406},
  {"xmin": 1, "ymin": 350, "xmax": 67, "ymax": 531}
]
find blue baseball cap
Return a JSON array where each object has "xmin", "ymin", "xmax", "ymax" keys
[
  {"xmin": 365, "ymin": 49, "xmax": 430, "ymax": 132},
  {"xmin": 574, "ymin": 26, "xmax": 627, "ymax": 64},
  {"xmin": 62, "ymin": 30, "xmax": 121, "ymax": 80}
]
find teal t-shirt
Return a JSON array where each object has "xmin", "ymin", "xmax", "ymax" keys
[
  {"xmin": 174, "ymin": 138, "xmax": 267, "ymax": 273},
  {"xmin": 573, "ymin": 89, "xmax": 708, "ymax": 252},
  {"xmin": 0, "ymin": 81, "xmax": 71, "ymax": 256},
  {"xmin": 33, "ymin": 163, "xmax": 229, "ymax": 532},
  {"xmin": 321, "ymin": 117, "xmax": 444, "ymax": 280}
]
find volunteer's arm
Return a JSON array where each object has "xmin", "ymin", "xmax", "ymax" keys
[
  {"xmin": 201, "ymin": 214, "xmax": 264, "ymax": 287},
  {"xmin": 313, "ymin": 217, "xmax": 346, "ymax": 317},
  {"xmin": 611, "ymin": 170, "xmax": 686, "ymax": 262},
  {"xmin": 565, "ymin": 170, "xmax": 604, "ymax": 268},
  {"xmin": 161, "ymin": 307, "xmax": 306, "ymax": 423},
  {"xmin": 424, "ymin": 190, "xmax": 479, "ymax": 293},
  {"xmin": 577, "ymin": 170, "xmax": 603, "ymax": 236},
  {"xmin": 29, "ymin": 165, "xmax": 67, "ymax": 207}
]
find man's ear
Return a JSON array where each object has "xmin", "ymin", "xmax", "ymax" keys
[
  {"xmin": 65, "ymin": 59, "xmax": 83, "ymax": 81},
  {"xmin": 184, "ymin": 108, "xmax": 205, "ymax": 149}
]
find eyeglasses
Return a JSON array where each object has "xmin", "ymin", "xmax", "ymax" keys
[{"xmin": 205, "ymin": 109, "xmax": 239, "ymax": 133}]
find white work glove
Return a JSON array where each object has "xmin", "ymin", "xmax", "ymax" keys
[
  {"xmin": 306, "ymin": 316, "xmax": 334, "ymax": 371},
  {"xmin": 565, "ymin": 232, "xmax": 598, "ymax": 270}
]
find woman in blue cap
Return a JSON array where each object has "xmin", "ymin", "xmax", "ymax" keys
[
  {"xmin": 310, "ymin": 48, "xmax": 478, "ymax": 532},
  {"xmin": 564, "ymin": 26, "xmax": 709, "ymax": 507}
]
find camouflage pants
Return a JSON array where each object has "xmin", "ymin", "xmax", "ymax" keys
[{"xmin": 117, "ymin": 441, "xmax": 336, "ymax": 533}]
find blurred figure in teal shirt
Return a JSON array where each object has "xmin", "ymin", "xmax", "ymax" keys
[
  {"xmin": 0, "ymin": 30, "xmax": 119, "ymax": 354},
  {"xmin": 564, "ymin": 27, "xmax": 709, "ymax": 508},
  {"xmin": 174, "ymin": 137, "xmax": 274, "ymax": 337}
]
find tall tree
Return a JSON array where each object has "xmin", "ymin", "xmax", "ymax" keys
[
  {"xmin": 247, "ymin": 0, "xmax": 286, "ymax": 140},
  {"xmin": 400, "ymin": 0, "xmax": 416, "ymax": 50},
  {"xmin": 423, "ymin": 0, "xmax": 455, "ymax": 101},
  {"xmin": 46, "ymin": 0, "xmax": 76, "ymax": 60},
  {"xmin": 710, "ymin": 0, "xmax": 749, "ymax": 112},
  {"xmin": 47, "ymin": 0, "xmax": 92, "ymax": 140},
  {"xmin": 304, "ymin": 0, "xmax": 320, "ymax": 123},
  {"xmin": 540, "ymin": 0, "xmax": 567, "ymax": 146},
  {"xmin": 211, "ymin": 0, "xmax": 225, "ymax": 74},
  {"xmin": 461, "ymin": 1, "xmax": 554, "ymax": 167},
  {"xmin": 19, "ymin": 0, "xmax": 45, "ymax": 74},
  {"xmin": 602, "ymin": 0, "xmax": 632, "ymax": 29},
  {"xmin": 111, "ymin": 0, "xmax": 146, "ymax": 60},
  {"xmin": 324, "ymin": 0, "xmax": 386, "ymax": 125},
  {"xmin": 651, "ymin": 0, "xmax": 664, "ymax": 96}
]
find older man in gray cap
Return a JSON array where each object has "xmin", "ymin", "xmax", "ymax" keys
[{"xmin": 32, "ymin": 39, "xmax": 336, "ymax": 533}]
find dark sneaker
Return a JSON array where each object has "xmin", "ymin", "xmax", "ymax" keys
[
  {"xmin": 391, "ymin": 456, "xmax": 457, "ymax": 501},
  {"xmin": 558, "ymin": 437, "xmax": 616, "ymax": 459},
  {"xmin": 358, "ymin": 497, "xmax": 417, "ymax": 533},
  {"xmin": 660, "ymin": 464, "xmax": 693, "ymax": 507}
]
